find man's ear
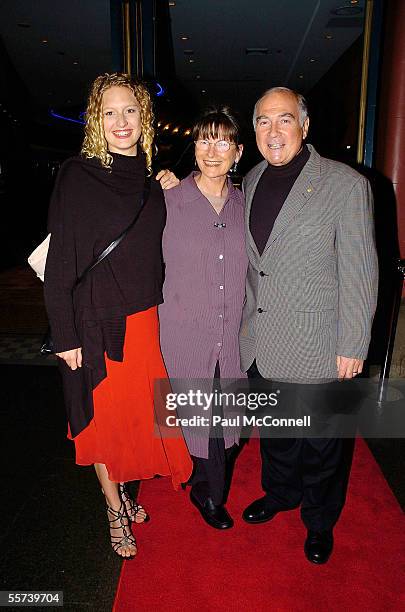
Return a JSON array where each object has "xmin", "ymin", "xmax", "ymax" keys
[
  {"xmin": 236, "ymin": 143, "xmax": 244, "ymax": 163},
  {"xmin": 302, "ymin": 117, "xmax": 310, "ymax": 140}
]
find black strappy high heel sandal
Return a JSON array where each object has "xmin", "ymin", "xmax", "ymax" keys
[
  {"xmin": 119, "ymin": 483, "xmax": 150, "ymax": 524},
  {"xmin": 106, "ymin": 501, "xmax": 137, "ymax": 559}
]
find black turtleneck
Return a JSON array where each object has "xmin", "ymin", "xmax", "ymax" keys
[{"xmin": 250, "ymin": 144, "xmax": 310, "ymax": 255}]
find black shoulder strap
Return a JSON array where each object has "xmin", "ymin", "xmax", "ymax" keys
[{"xmin": 74, "ymin": 175, "xmax": 151, "ymax": 288}]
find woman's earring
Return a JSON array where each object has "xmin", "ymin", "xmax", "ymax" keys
[{"xmin": 229, "ymin": 160, "xmax": 238, "ymax": 174}]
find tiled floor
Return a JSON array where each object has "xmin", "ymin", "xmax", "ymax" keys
[{"xmin": 0, "ymin": 333, "xmax": 56, "ymax": 365}]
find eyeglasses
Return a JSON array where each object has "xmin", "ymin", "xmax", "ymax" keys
[{"xmin": 194, "ymin": 139, "xmax": 235, "ymax": 152}]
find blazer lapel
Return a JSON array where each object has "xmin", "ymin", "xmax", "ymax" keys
[{"xmin": 244, "ymin": 160, "xmax": 267, "ymax": 262}]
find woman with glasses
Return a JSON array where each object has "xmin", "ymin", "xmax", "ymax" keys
[{"xmin": 158, "ymin": 107, "xmax": 248, "ymax": 529}]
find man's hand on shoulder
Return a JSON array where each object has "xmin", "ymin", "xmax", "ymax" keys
[
  {"xmin": 336, "ymin": 355, "xmax": 363, "ymax": 380},
  {"xmin": 156, "ymin": 169, "xmax": 179, "ymax": 190}
]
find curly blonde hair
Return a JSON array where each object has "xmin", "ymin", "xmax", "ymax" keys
[{"xmin": 81, "ymin": 72, "xmax": 155, "ymax": 174}]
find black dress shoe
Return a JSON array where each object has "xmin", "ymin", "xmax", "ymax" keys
[
  {"xmin": 304, "ymin": 530, "xmax": 334, "ymax": 564},
  {"xmin": 190, "ymin": 492, "xmax": 233, "ymax": 529},
  {"xmin": 242, "ymin": 496, "xmax": 280, "ymax": 524}
]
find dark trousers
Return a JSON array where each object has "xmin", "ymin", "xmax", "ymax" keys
[
  {"xmin": 248, "ymin": 361, "xmax": 354, "ymax": 532},
  {"xmin": 190, "ymin": 362, "xmax": 237, "ymax": 506}
]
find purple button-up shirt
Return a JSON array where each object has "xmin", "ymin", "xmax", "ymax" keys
[{"xmin": 158, "ymin": 172, "xmax": 248, "ymax": 457}]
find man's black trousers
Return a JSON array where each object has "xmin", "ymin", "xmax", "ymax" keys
[{"xmin": 248, "ymin": 361, "xmax": 355, "ymax": 532}]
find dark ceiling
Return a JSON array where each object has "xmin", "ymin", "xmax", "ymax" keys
[
  {"xmin": 0, "ymin": 0, "xmax": 366, "ymax": 144},
  {"xmin": 169, "ymin": 0, "xmax": 365, "ymax": 116},
  {"xmin": 0, "ymin": 0, "xmax": 112, "ymax": 109}
]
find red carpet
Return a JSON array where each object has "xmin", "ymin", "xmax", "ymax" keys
[{"xmin": 114, "ymin": 438, "xmax": 405, "ymax": 612}]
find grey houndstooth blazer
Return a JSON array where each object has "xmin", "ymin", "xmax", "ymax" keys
[{"xmin": 239, "ymin": 144, "xmax": 378, "ymax": 382}]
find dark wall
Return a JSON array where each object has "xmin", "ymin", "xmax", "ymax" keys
[{"xmin": 306, "ymin": 35, "xmax": 363, "ymax": 164}]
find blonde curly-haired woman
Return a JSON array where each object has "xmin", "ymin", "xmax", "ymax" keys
[{"xmin": 44, "ymin": 73, "xmax": 192, "ymax": 559}]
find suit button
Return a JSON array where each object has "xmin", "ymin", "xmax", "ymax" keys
[
  {"xmin": 259, "ymin": 271, "xmax": 265, "ymax": 276},
  {"xmin": 258, "ymin": 308, "xmax": 263, "ymax": 313}
]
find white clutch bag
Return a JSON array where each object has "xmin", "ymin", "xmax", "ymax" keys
[{"xmin": 27, "ymin": 233, "xmax": 50, "ymax": 282}]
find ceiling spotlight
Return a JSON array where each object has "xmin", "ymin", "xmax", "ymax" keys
[
  {"xmin": 324, "ymin": 33, "xmax": 333, "ymax": 39},
  {"xmin": 201, "ymin": 89, "xmax": 206, "ymax": 93},
  {"xmin": 298, "ymin": 74, "xmax": 304, "ymax": 79},
  {"xmin": 181, "ymin": 36, "xmax": 189, "ymax": 41},
  {"xmin": 172, "ymin": 127, "xmax": 179, "ymax": 133},
  {"xmin": 163, "ymin": 124, "xmax": 170, "ymax": 130},
  {"xmin": 309, "ymin": 58, "xmax": 316, "ymax": 63},
  {"xmin": 157, "ymin": 121, "xmax": 162, "ymax": 127},
  {"xmin": 184, "ymin": 129, "xmax": 191, "ymax": 136},
  {"xmin": 196, "ymin": 75, "xmax": 201, "ymax": 79},
  {"xmin": 189, "ymin": 59, "xmax": 195, "ymax": 63},
  {"xmin": 351, "ymin": 0, "xmax": 359, "ymax": 3},
  {"xmin": 73, "ymin": 60, "xmax": 79, "ymax": 65},
  {"xmin": 346, "ymin": 145, "xmax": 352, "ymax": 149},
  {"xmin": 41, "ymin": 39, "xmax": 48, "ymax": 44},
  {"xmin": 169, "ymin": 1, "xmax": 176, "ymax": 6}
]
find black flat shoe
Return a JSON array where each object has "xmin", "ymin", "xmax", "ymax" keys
[
  {"xmin": 242, "ymin": 496, "xmax": 280, "ymax": 524},
  {"xmin": 304, "ymin": 530, "xmax": 334, "ymax": 564},
  {"xmin": 190, "ymin": 492, "xmax": 233, "ymax": 529}
]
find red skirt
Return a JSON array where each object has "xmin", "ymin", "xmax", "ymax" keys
[{"xmin": 71, "ymin": 306, "xmax": 192, "ymax": 488}]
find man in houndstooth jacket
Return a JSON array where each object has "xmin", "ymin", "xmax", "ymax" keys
[{"xmin": 240, "ymin": 87, "xmax": 378, "ymax": 564}]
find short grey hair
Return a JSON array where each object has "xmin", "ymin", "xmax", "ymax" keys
[{"xmin": 253, "ymin": 87, "xmax": 309, "ymax": 129}]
